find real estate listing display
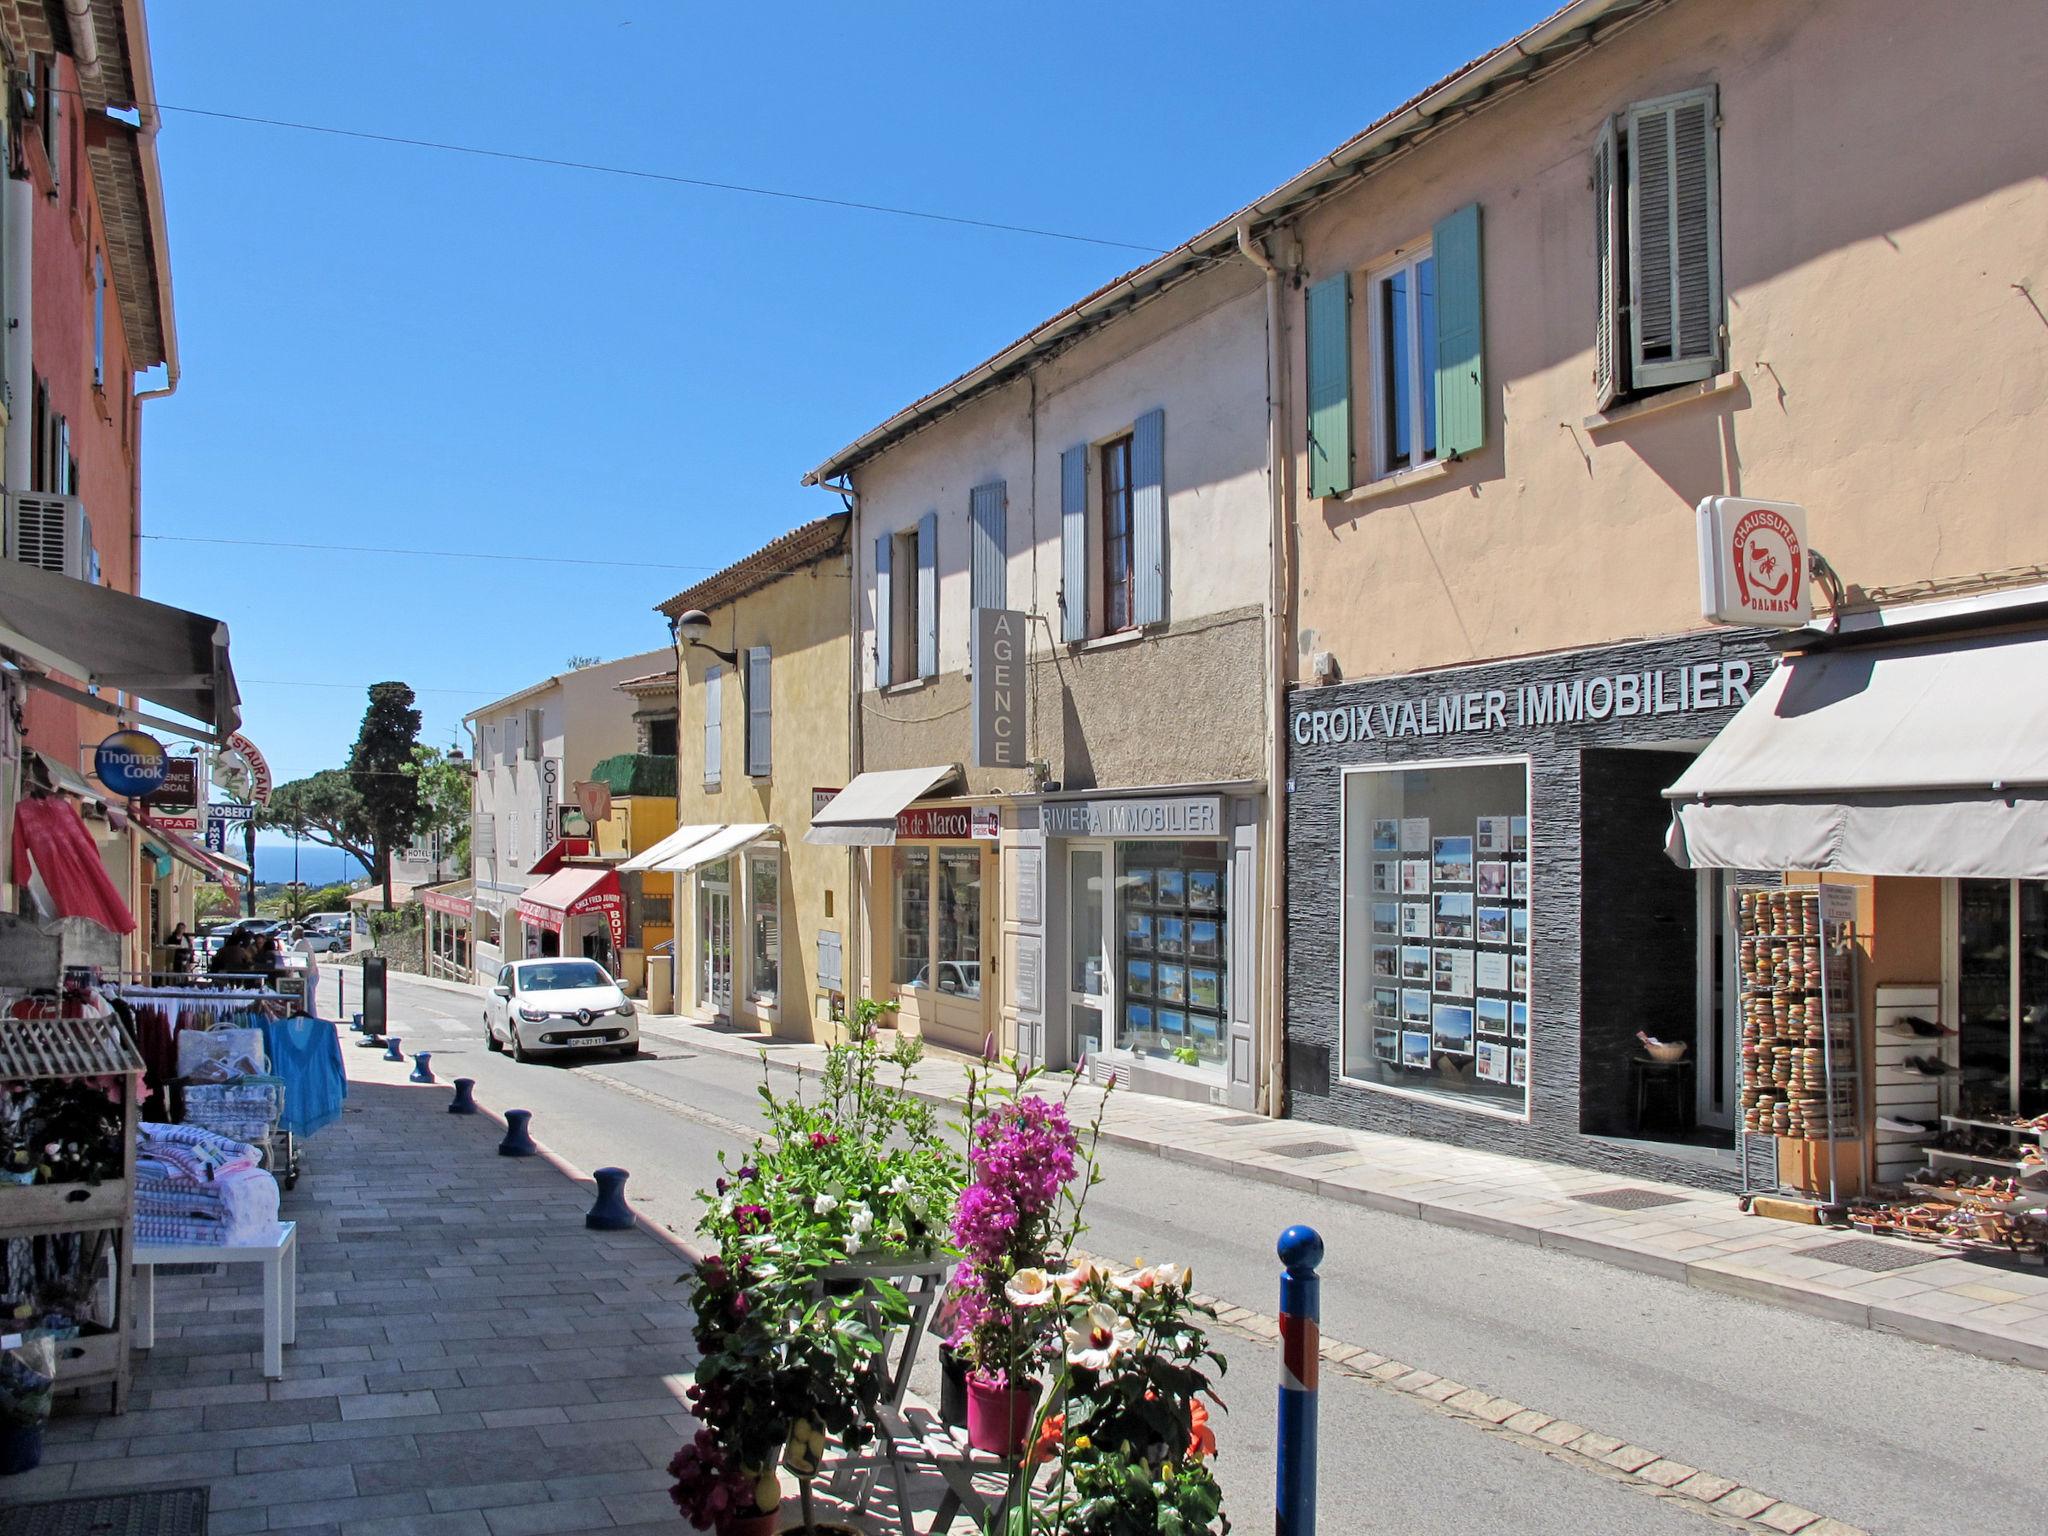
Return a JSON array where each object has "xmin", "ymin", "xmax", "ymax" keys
[
  {"xmin": 1116, "ymin": 841, "xmax": 1230, "ymax": 1065},
  {"xmin": 1340, "ymin": 759, "xmax": 1532, "ymax": 1113}
]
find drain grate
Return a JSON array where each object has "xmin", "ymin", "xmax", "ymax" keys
[
  {"xmin": 1210, "ymin": 1114, "xmax": 1268, "ymax": 1127},
  {"xmin": 1570, "ymin": 1188, "xmax": 1689, "ymax": 1211},
  {"xmin": 1264, "ymin": 1140, "xmax": 1352, "ymax": 1160},
  {"xmin": 0, "ymin": 1487, "xmax": 209, "ymax": 1536},
  {"xmin": 1802, "ymin": 1238, "xmax": 1942, "ymax": 1274}
]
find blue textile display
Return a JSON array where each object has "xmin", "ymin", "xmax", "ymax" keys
[{"xmin": 258, "ymin": 1015, "xmax": 348, "ymax": 1139}]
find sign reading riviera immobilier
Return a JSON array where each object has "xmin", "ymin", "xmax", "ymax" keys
[{"xmin": 1041, "ymin": 797, "xmax": 1224, "ymax": 839}]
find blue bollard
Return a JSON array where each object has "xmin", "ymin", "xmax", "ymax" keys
[
  {"xmin": 1276, "ymin": 1224, "xmax": 1324, "ymax": 1536},
  {"xmin": 409, "ymin": 1052, "xmax": 435, "ymax": 1084},
  {"xmin": 498, "ymin": 1109, "xmax": 538, "ymax": 1157},
  {"xmin": 448, "ymin": 1078, "xmax": 479, "ymax": 1115},
  {"xmin": 585, "ymin": 1168, "xmax": 635, "ymax": 1231},
  {"xmin": 382, "ymin": 1035, "xmax": 404, "ymax": 1062}
]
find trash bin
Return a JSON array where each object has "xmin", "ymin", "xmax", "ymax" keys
[
  {"xmin": 361, "ymin": 954, "xmax": 388, "ymax": 1038},
  {"xmin": 646, "ymin": 952, "xmax": 673, "ymax": 1015}
]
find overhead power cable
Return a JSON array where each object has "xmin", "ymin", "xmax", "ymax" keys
[
  {"xmin": 125, "ymin": 94, "xmax": 1167, "ymax": 255},
  {"xmin": 140, "ymin": 532, "xmax": 853, "ymax": 580}
]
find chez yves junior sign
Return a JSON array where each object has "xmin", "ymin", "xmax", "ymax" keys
[{"xmin": 1292, "ymin": 650, "xmax": 1767, "ymax": 749}]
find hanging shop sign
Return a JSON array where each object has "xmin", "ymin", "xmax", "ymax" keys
[
  {"xmin": 94, "ymin": 729, "xmax": 168, "ymax": 797},
  {"xmin": 971, "ymin": 806, "xmax": 1000, "ymax": 841},
  {"xmin": 1697, "ymin": 496, "xmax": 1811, "ymax": 628},
  {"xmin": 541, "ymin": 758, "xmax": 561, "ymax": 850},
  {"xmin": 214, "ymin": 732, "xmax": 273, "ymax": 806},
  {"xmin": 971, "ymin": 607, "xmax": 1028, "ymax": 769},
  {"xmin": 812, "ymin": 788, "xmax": 999, "ymax": 842},
  {"xmin": 1040, "ymin": 796, "xmax": 1225, "ymax": 839},
  {"xmin": 143, "ymin": 755, "xmax": 200, "ymax": 833}
]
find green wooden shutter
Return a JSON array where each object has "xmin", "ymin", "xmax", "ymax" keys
[
  {"xmin": 1628, "ymin": 87, "xmax": 1720, "ymax": 389},
  {"xmin": 1305, "ymin": 273, "xmax": 1352, "ymax": 498},
  {"xmin": 1431, "ymin": 203, "xmax": 1485, "ymax": 459},
  {"xmin": 1592, "ymin": 118, "xmax": 1622, "ymax": 409}
]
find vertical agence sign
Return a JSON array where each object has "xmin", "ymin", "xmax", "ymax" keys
[{"xmin": 971, "ymin": 607, "xmax": 1027, "ymax": 768}]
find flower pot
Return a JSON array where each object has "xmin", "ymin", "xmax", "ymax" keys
[
  {"xmin": 0, "ymin": 1422, "xmax": 45, "ymax": 1476},
  {"xmin": 964, "ymin": 1377, "xmax": 1038, "ymax": 1456},
  {"xmin": 937, "ymin": 1345, "xmax": 969, "ymax": 1431}
]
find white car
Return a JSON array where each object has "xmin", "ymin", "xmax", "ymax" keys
[{"xmin": 485, "ymin": 958, "xmax": 639, "ymax": 1062}]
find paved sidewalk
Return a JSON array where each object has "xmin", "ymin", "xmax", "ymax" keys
[
  {"xmin": 358, "ymin": 968, "xmax": 2048, "ymax": 1372},
  {"xmin": 23, "ymin": 1048, "xmax": 708, "ymax": 1533}
]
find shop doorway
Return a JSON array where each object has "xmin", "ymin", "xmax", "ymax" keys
[
  {"xmin": 1949, "ymin": 879, "xmax": 2048, "ymax": 1117},
  {"xmin": 889, "ymin": 843, "xmax": 990, "ymax": 1052},
  {"xmin": 700, "ymin": 859, "xmax": 733, "ymax": 1017}
]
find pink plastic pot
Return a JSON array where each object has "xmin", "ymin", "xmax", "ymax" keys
[{"xmin": 964, "ymin": 1376, "xmax": 1039, "ymax": 1456}]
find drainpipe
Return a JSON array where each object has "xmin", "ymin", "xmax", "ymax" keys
[
  {"xmin": 3, "ymin": 144, "xmax": 32, "ymax": 500},
  {"xmin": 1237, "ymin": 218, "xmax": 1293, "ymax": 1119},
  {"xmin": 810, "ymin": 475, "xmax": 862, "ymax": 1018},
  {"xmin": 121, "ymin": 0, "xmax": 178, "ymax": 405}
]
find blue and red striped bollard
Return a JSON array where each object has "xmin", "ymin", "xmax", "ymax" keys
[{"xmin": 1276, "ymin": 1224, "xmax": 1324, "ymax": 1536}]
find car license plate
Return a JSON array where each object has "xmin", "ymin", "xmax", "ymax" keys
[{"xmin": 571, "ymin": 1033, "xmax": 605, "ymax": 1045}]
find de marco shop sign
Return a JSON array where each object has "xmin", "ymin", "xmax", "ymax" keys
[{"xmin": 1293, "ymin": 652, "xmax": 1766, "ymax": 748}]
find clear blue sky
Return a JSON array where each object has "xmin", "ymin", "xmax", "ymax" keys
[{"xmin": 137, "ymin": 0, "xmax": 1537, "ymax": 799}]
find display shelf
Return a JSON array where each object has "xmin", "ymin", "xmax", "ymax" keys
[
  {"xmin": 1925, "ymin": 1148, "xmax": 2034, "ymax": 1171},
  {"xmin": 1941, "ymin": 1115, "xmax": 2048, "ymax": 1140}
]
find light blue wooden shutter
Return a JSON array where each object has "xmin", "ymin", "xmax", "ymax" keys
[
  {"xmin": 1305, "ymin": 273, "xmax": 1352, "ymax": 498},
  {"xmin": 1432, "ymin": 203, "xmax": 1485, "ymax": 459},
  {"xmin": 1130, "ymin": 408, "xmax": 1165, "ymax": 628},
  {"xmin": 703, "ymin": 665, "xmax": 722, "ymax": 788},
  {"xmin": 746, "ymin": 646, "xmax": 771, "ymax": 777},
  {"xmin": 1592, "ymin": 118, "xmax": 1622, "ymax": 409},
  {"xmin": 873, "ymin": 533, "xmax": 892, "ymax": 686},
  {"xmin": 916, "ymin": 510, "xmax": 938, "ymax": 677},
  {"xmin": 1060, "ymin": 445, "xmax": 1088, "ymax": 642},
  {"xmin": 970, "ymin": 480, "xmax": 1007, "ymax": 611},
  {"xmin": 1628, "ymin": 87, "xmax": 1720, "ymax": 389}
]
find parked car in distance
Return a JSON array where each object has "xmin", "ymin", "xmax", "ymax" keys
[
  {"xmin": 484, "ymin": 958, "xmax": 639, "ymax": 1063},
  {"xmin": 290, "ymin": 913, "xmax": 355, "ymax": 953}
]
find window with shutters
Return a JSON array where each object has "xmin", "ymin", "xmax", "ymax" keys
[
  {"xmin": 92, "ymin": 251, "xmax": 105, "ymax": 389},
  {"xmin": 1098, "ymin": 434, "xmax": 1135, "ymax": 634},
  {"xmin": 1594, "ymin": 86, "xmax": 1722, "ymax": 406},
  {"xmin": 1366, "ymin": 247, "xmax": 1439, "ymax": 479},
  {"xmin": 890, "ymin": 528, "xmax": 921, "ymax": 684},
  {"xmin": 703, "ymin": 666, "xmax": 723, "ymax": 789},
  {"xmin": 745, "ymin": 646, "xmax": 772, "ymax": 778}
]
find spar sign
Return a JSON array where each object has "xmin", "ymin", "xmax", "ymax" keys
[{"xmin": 1697, "ymin": 497, "xmax": 1810, "ymax": 629}]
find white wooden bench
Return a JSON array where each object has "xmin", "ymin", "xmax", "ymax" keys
[{"xmin": 131, "ymin": 1220, "xmax": 298, "ymax": 1378}]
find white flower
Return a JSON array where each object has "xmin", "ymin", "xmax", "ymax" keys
[
  {"xmin": 1148, "ymin": 1262, "xmax": 1192, "ymax": 1293},
  {"xmin": 849, "ymin": 1203, "xmax": 875, "ymax": 1237},
  {"xmin": 1065, "ymin": 1302, "xmax": 1135, "ymax": 1371},
  {"xmin": 1109, "ymin": 1260, "xmax": 1190, "ymax": 1297},
  {"xmin": 845, "ymin": 1233, "xmax": 861, "ymax": 1255},
  {"xmin": 906, "ymin": 1195, "xmax": 927, "ymax": 1220},
  {"xmin": 814, "ymin": 1193, "xmax": 839, "ymax": 1216},
  {"xmin": 1051, "ymin": 1261, "xmax": 1097, "ymax": 1300},
  {"xmin": 1004, "ymin": 1267, "xmax": 1057, "ymax": 1308},
  {"xmin": 887, "ymin": 1173, "xmax": 913, "ymax": 1197}
]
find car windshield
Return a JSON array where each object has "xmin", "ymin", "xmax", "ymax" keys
[{"xmin": 518, "ymin": 961, "xmax": 610, "ymax": 993}]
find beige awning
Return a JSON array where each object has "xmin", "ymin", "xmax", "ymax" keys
[
  {"xmin": 805, "ymin": 765, "xmax": 958, "ymax": 846},
  {"xmin": 655, "ymin": 823, "xmax": 776, "ymax": 875},
  {"xmin": 617, "ymin": 824, "xmax": 723, "ymax": 873},
  {"xmin": 1665, "ymin": 627, "xmax": 2048, "ymax": 879}
]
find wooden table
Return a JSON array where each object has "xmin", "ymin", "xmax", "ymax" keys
[{"xmin": 132, "ymin": 1220, "xmax": 298, "ymax": 1378}]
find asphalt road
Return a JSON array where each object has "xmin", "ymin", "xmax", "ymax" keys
[{"xmin": 342, "ymin": 968, "xmax": 2044, "ymax": 1535}]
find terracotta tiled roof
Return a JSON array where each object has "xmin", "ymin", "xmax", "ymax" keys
[{"xmin": 655, "ymin": 512, "xmax": 850, "ymax": 618}]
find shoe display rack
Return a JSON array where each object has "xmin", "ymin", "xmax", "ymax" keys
[{"xmin": 1737, "ymin": 885, "xmax": 1863, "ymax": 1205}]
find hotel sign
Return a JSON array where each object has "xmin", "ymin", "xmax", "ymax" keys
[
  {"xmin": 971, "ymin": 608, "xmax": 1028, "ymax": 769},
  {"xmin": 1041, "ymin": 796, "xmax": 1224, "ymax": 839}
]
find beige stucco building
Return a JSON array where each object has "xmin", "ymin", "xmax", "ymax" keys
[{"xmin": 643, "ymin": 515, "xmax": 853, "ymax": 1041}]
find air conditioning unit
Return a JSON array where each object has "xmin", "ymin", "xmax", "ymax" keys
[{"xmin": 7, "ymin": 492, "xmax": 88, "ymax": 580}]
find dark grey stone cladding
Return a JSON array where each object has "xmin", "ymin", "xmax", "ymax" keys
[{"xmin": 1283, "ymin": 628, "xmax": 1779, "ymax": 1191}]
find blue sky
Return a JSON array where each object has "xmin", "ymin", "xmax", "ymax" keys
[{"xmin": 138, "ymin": 0, "xmax": 1538, "ymax": 801}]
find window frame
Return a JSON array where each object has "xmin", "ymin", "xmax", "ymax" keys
[
  {"xmin": 1096, "ymin": 433, "xmax": 1136, "ymax": 636},
  {"xmin": 889, "ymin": 527, "xmax": 920, "ymax": 684},
  {"xmin": 1364, "ymin": 244, "xmax": 1439, "ymax": 481},
  {"xmin": 92, "ymin": 250, "xmax": 105, "ymax": 389},
  {"xmin": 747, "ymin": 849, "xmax": 781, "ymax": 1004},
  {"xmin": 702, "ymin": 664, "xmax": 723, "ymax": 790}
]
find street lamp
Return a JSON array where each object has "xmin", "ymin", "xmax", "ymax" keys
[{"xmin": 673, "ymin": 608, "xmax": 738, "ymax": 666}]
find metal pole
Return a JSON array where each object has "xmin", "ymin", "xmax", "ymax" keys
[
  {"xmin": 1276, "ymin": 1224, "xmax": 1323, "ymax": 1536},
  {"xmin": 243, "ymin": 817, "xmax": 257, "ymax": 918}
]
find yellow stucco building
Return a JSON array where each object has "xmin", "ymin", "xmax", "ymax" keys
[{"xmin": 636, "ymin": 514, "xmax": 852, "ymax": 1040}]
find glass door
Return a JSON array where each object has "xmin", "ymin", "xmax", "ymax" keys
[
  {"xmin": 1069, "ymin": 845, "xmax": 1109, "ymax": 1062},
  {"xmin": 700, "ymin": 859, "xmax": 733, "ymax": 1015},
  {"xmin": 1954, "ymin": 878, "xmax": 2048, "ymax": 1118}
]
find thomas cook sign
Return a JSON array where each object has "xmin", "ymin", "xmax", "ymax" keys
[{"xmin": 971, "ymin": 608, "xmax": 1027, "ymax": 769}]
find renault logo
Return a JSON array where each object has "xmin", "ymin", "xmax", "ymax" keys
[{"xmin": 576, "ymin": 1009, "xmax": 594, "ymax": 1024}]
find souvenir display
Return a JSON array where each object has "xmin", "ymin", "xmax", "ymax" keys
[{"xmin": 1735, "ymin": 888, "xmax": 1859, "ymax": 1146}]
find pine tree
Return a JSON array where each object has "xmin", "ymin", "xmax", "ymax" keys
[{"xmin": 348, "ymin": 682, "xmax": 424, "ymax": 910}]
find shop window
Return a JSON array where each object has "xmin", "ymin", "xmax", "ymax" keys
[
  {"xmin": 936, "ymin": 848, "xmax": 982, "ymax": 998},
  {"xmin": 1955, "ymin": 879, "xmax": 2048, "ymax": 1118},
  {"xmin": 895, "ymin": 848, "xmax": 930, "ymax": 988},
  {"xmin": 1115, "ymin": 841, "xmax": 1229, "ymax": 1070},
  {"xmin": 749, "ymin": 851, "xmax": 780, "ymax": 1001},
  {"xmin": 1341, "ymin": 760, "xmax": 1530, "ymax": 1115}
]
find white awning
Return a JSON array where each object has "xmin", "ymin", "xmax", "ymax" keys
[
  {"xmin": 0, "ymin": 559, "xmax": 240, "ymax": 741},
  {"xmin": 1665, "ymin": 627, "xmax": 2048, "ymax": 879},
  {"xmin": 656, "ymin": 823, "xmax": 776, "ymax": 875},
  {"xmin": 805, "ymin": 765, "xmax": 958, "ymax": 846},
  {"xmin": 617, "ymin": 823, "xmax": 722, "ymax": 873}
]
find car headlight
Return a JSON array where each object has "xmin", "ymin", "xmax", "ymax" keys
[
  {"xmin": 614, "ymin": 1002, "xmax": 635, "ymax": 1017},
  {"xmin": 517, "ymin": 1008, "xmax": 548, "ymax": 1023}
]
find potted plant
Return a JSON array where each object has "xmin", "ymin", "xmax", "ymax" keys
[{"xmin": 0, "ymin": 1334, "xmax": 56, "ymax": 1477}]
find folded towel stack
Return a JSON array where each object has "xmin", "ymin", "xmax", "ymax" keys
[{"xmin": 134, "ymin": 1122, "xmax": 279, "ymax": 1246}]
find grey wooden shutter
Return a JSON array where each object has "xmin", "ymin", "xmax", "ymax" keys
[
  {"xmin": 969, "ymin": 480, "xmax": 1007, "ymax": 611},
  {"xmin": 1060, "ymin": 445, "xmax": 1088, "ymax": 642},
  {"xmin": 873, "ymin": 532, "xmax": 892, "ymax": 686},
  {"xmin": 746, "ymin": 646, "xmax": 772, "ymax": 777},
  {"xmin": 1627, "ymin": 87, "xmax": 1720, "ymax": 389},
  {"xmin": 703, "ymin": 666, "xmax": 722, "ymax": 788},
  {"xmin": 1592, "ymin": 118, "xmax": 1622, "ymax": 409},
  {"xmin": 916, "ymin": 510, "xmax": 938, "ymax": 678},
  {"xmin": 1129, "ymin": 408, "xmax": 1165, "ymax": 628},
  {"xmin": 1304, "ymin": 274, "xmax": 1353, "ymax": 498},
  {"xmin": 1431, "ymin": 203, "xmax": 1485, "ymax": 459},
  {"xmin": 1226, "ymin": 813, "xmax": 1258, "ymax": 1110}
]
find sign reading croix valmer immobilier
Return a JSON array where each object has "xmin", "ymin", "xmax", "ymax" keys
[
  {"xmin": 971, "ymin": 607, "xmax": 1028, "ymax": 769},
  {"xmin": 1696, "ymin": 496, "xmax": 1811, "ymax": 628}
]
